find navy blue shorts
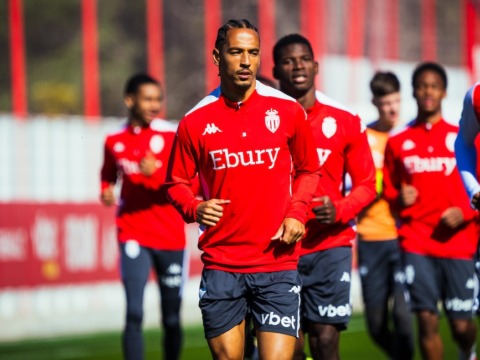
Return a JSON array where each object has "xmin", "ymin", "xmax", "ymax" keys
[
  {"xmin": 298, "ymin": 247, "xmax": 352, "ymax": 329},
  {"xmin": 199, "ymin": 269, "xmax": 302, "ymax": 339},
  {"xmin": 358, "ymin": 239, "xmax": 409, "ymax": 308},
  {"xmin": 404, "ymin": 252, "xmax": 476, "ymax": 319}
]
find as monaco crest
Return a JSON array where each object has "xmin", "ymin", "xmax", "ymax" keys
[
  {"xmin": 322, "ymin": 117, "xmax": 337, "ymax": 138},
  {"xmin": 265, "ymin": 108, "xmax": 280, "ymax": 133}
]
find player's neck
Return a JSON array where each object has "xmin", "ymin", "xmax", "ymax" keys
[
  {"xmin": 285, "ymin": 87, "xmax": 316, "ymax": 110},
  {"xmin": 416, "ymin": 110, "xmax": 442, "ymax": 125},
  {"xmin": 371, "ymin": 119, "xmax": 396, "ymax": 133},
  {"xmin": 221, "ymin": 82, "xmax": 255, "ymax": 103}
]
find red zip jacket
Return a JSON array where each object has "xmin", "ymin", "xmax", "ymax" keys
[
  {"xmin": 100, "ymin": 119, "xmax": 186, "ymax": 250},
  {"xmin": 301, "ymin": 91, "xmax": 376, "ymax": 255},
  {"xmin": 165, "ymin": 81, "xmax": 320, "ymax": 273},
  {"xmin": 383, "ymin": 118, "xmax": 478, "ymax": 259}
]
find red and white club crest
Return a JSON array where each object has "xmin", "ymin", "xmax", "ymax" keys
[
  {"xmin": 322, "ymin": 117, "xmax": 337, "ymax": 138},
  {"xmin": 265, "ymin": 108, "xmax": 280, "ymax": 133}
]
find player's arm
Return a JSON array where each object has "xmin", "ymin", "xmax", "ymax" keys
[
  {"xmin": 286, "ymin": 106, "xmax": 321, "ymax": 224},
  {"xmin": 455, "ymin": 85, "xmax": 480, "ymax": 208},
  {"xmin": 331, "ymin": 116, "xmax": 376, "ymax": 224},
  {"xmin": 382, "ymin": 139, "xmax": 410, "ymax": 212},
  {"xmin": 164, "ymin": 120, "xmax": 204, "ymax": 223},
  {"xmin": 100, "ymin": 141, "xmax": 118, "ymax": 206}
]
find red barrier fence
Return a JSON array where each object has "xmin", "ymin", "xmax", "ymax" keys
[{"xmin": 0, "ymin": 203, "xmax": 202, "ymax": 288}]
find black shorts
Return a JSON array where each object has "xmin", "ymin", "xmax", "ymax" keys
[
  {"xmin": 404, "ymin": 252, "xmax": 476, "ymax": 319},
  {"xmin": 199, "ymin": 269, "xmax": 302, "ymax": 339},
  {"xmin": 298, "ymin": 247, "xmax": 352, "ymax": 329},
  {"xmin": 358, "ymin": 239, "xmax": 408, "ymax": 308}
]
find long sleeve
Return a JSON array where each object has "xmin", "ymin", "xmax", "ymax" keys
[
  {"xmin": 455, "ymin": 84, "xmax": 480, "ymax": 202},
  {"xmin": 382, "ymin": 139, "xmax": 402, "ymax": 214},
  {"xmin": 164, "ymin": 121, "xmax": 203, "ymax": 223},
  {"xmin": 288, "ymin": 108, "xmax": 321, "ymax": 223},
  {"xmin": 100, "ymin": 141, "xmax": 118, "ymax": 192},
  {"xmin": 333, "ymin": 119, "xmax": 376, "ymax": 223}
]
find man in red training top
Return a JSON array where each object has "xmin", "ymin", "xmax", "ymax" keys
[
  {"xmin": 100, "ymin": 73, "xmax": 186, "ymax": 360},
  {"xmin": 357, "ymin": 71, "xmax": 414, "ymax": 360},
  {"xmin": 273, "ymin": 34, "xmax": 376, "ymax": 360},
  {"xmin": 164, "ymin": 19, "xmax": 320, "ymax": 360},
  {"xmin": 383, "ymin": 62, "xmax": 478, "ymax": 360}
]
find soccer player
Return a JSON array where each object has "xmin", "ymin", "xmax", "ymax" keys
[
  {"xmin": 100, "ymin": 73, "xmax": 186, "ymax": 360},
  {"xmin": 455, "ymin": 82, "xmax": 480, "ymax": 209},
  {"xmin": 164, "ymin": 19, "xmax": 320, "ymax": 360},
  {"xmin": 272, "ymin": 34, "xmax": 376, "ymax": 360},
  {"xmin": 383, "ymin": 62, "xmax": 478, "ymax": 360},
  {"xmin": 455, "ymin": 81, "xmax": 480, "ymax": 328},
  {"xmin": 356, "ymin": 71, "xmax": 414, "ymax": 359}
]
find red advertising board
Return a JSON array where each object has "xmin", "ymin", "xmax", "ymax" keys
[{"xmin": 0, "ymin": 203, "xmax": 202, "ymax": 288}]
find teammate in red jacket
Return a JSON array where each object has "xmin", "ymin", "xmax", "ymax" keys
[
  {"xmin": 383, "ymin": 62, "xmax": 478, "ymax": 360},
  {"xmin": 165, "ymin": 20, "xmax": 320, "ymax": 360},
  {"xmin": 273, "ymin": 34, "xmax": 376, "ymax": 360},
  {"xmin": 100, "ymin": 74, "xmax": 186, "ymax": 360}
]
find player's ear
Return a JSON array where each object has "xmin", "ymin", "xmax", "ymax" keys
[
  {"xmin": 124, "ymin": 94, "xmax": 134, "ymax": 110},
  {"xmin": 313, "ymin": 61, "xmax": 319, "ymax": 75},
  {"xmin": 273, "ymin": 66, "xmax": 279, "ymax": 80},
  {"xmin": 212, "ymin": 48, "xmax": 220, "ymax": 66}
]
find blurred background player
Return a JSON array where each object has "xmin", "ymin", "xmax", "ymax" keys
[
  {"xmin": 356, "ymin": 71, "xmax": 414, "ymax": 359},
  {"xmin": 100, "ymin": 73, "xmax": 186, "ymax": 360},
  {"xmin": 455, "ymin": 81, "xmax": 480, "ymax": 321},
  {"xmin": 383, "ymin": 62, "xmax": 478, "ymax": 360},
  {"xmin": 273, "ymin": 34, "xmax": 376, "ymax": 360},
  {"xmin": 165, "ymin": 19, "xmax": 320, "ymax": 360}
]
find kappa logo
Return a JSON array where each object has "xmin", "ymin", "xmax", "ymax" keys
[
  {"xmin": 265, "ymin": 108, "xmax": 280, "ymax": 133},
  {"xmin": 113, "ymin": 141, "xmax": 125, "ymax": 153},
  {"xmin": 322, "ymin": 117, "xmax": 337, "ymax": 138},
  {"xmin": 166, "ymin": 263, "xmax": 182, "ymax": 275},
  {"xmin": 289, "ymin": 285, "xmax": 301, "ymax": 294},
  {"xmin": 402, "ymin": 139, "xmax": 416, "ymax": 151},
  {"xmin": 340, "ymin": 272, "xmax": 351, "ymax": 282},
  {"xmin": 202, "ymin": 123, "xmax": 222, "ymax": 135}
]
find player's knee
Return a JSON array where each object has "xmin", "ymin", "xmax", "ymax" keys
[
  {"xmin": 163, "ymin": 312, "xmax": 181, "ymax": 330},
  {"xmin": 450, "ymin": 319, "xmax": 476, "ymax": 342},
  {"xmin": 125, "ymin": 306, "xmax": 144, "ymax": 329}
]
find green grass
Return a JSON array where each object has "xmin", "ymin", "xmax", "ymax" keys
[{"xmin": 0, "ymin": 314, "xmax": 473, "ymax": 359}]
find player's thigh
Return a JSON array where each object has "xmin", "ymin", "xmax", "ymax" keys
[
  {"xmin": 358, "ymin": 240, "xmax": 395, "ymax": 307},
  {"xmin": 404, "ymin": 252, "xmax": 440, "ymax": 313},
  {"xmin": 299, "ymin": 247, "xmax": 352, "ymax": 328},
  {"xmin": 207, "ymin": 320, "xmax": 246, "ymax": 360},
  {"xmin": 440, "ymin": 257, "xmax": 476, "ymax": 319},
  {"xmin": 199, "ymin": 269, "xmax": 248, "ymax": 340},
  {"xmin": 256, "ymin": 330, "xmax": 296, "ymax": 360},
  {"xmin": 248, "ymin": 270, "xmax": 302, "ymax": 338},
  {"xmin": 151, "ymin": 249, "xmax": 185, "ymax": 308},
  {"xmin": 119, "ymin": 241, "xmax": 152, "ymax": 285}
]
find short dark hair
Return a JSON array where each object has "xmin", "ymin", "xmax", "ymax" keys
[
  {"xmin": 124, "ymin": 73, "xmax": 159, "ymax": 95},
  {"xmin": 214, "ymin": 19, "xmax": 259, "ymax": 51},
  {"xmin": 411, "ymin": 61, "xmax": 447, "ymax": 90},
  {"xmin": 273, "ymin": 34, "xmax": 314, "ymax": 66},
  {"xmin": 370, "ymin": 71, "xmax": 400, "ymax": 97}
]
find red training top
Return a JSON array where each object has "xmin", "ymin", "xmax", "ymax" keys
[
  {"xmin": 301, "ymin": 91, "xmax": 376, "ymax": 255},
  {"xmin": 165, "ymin": 81, "xmax": 320, "ymax": 273},
  {"xmin": 100, "ymin": 119, "xmax": 186, "ymax": 250},
  {"xmin": 383, "ymin": 118, "xmax": 478, "ymax": 259}
]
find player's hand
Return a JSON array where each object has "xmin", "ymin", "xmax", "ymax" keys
[
  {"xmin": 440, "ymin": 207, "xmax": 464, "ymax": 229},
  {"xmin": 196, "ymin": 199, "xmax": 231, "ymax": 227},
  {"xmin": 100, "ymin": 185, "xmax": 116, "ymax": 206},
  {"xmin": 312, "ymin": 196, "xmax": 337, "ymax": 224},
  {"xmin": 472, "ymin": 192, "xmax": 480, "ymax": 210},
  {"xmin": 400, "ymin": 184, "xmax": 418, "ymax": 207},
  {"xmin": 139, "ymin": 150, "xmax": 158, "ymax": 176},
  {"xmin": 271, "ymin": 218, "xmax": 305, "ymax": 244}
]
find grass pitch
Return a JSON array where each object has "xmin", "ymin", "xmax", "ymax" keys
[{"xmin": 0, "ymin": 314, "xmax": 471, "ymax": 359}]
